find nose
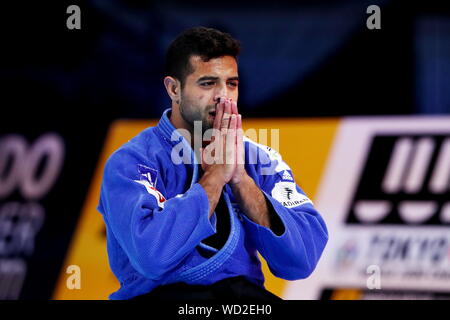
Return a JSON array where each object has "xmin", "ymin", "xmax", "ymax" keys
[{"xmin": 214, "ymin": 83, "xmax": 228, "ymax": 102}]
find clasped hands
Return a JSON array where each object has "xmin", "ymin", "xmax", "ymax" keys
[{"xmin": 199, "ymin": 97, "xmax": 248, "ymax": 187}]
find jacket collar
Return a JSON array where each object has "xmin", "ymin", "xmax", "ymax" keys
[
  {"xmin": 156, "ymin": 108, "xmax": 183, "ymax": 147},
  {"xmin": 156, "ymin": 108, "xmax": 201, "ymax": 169}
]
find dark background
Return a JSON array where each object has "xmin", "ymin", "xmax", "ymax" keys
[{"xmin": 2, "ymin": 0, "xmax": 450, "ymax": 124}]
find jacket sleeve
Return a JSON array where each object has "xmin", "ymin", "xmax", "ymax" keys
[
  {"xmin": 241, "ymin": 143, "xmax": 328, "ymax": 280},
  {"xmin": 97, "ymin": 147, "xmax": 215, "ymax": 280}
]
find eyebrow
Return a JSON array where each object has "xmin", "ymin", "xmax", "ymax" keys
[{"xmin": 197, "ymin": 76, "xmax": 239, "ymax": 82}]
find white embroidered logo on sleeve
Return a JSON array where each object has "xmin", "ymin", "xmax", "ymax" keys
[
  {"xmin": 271, "ymin": 181, "xmax": 313, "ymax": 208},
  {"xmin": 134, "ymin": 164, "xmax": 166, "ymax": 208}
]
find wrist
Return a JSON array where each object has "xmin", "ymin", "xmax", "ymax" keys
[
  {"xmin": 202, "ymin": 167, "xmax": 227, "ymax": 187},
  {"xmin": 230, "ymin": 172, "xmax": 252, "ymax": 190}
]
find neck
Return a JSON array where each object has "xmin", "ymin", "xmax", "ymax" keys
[{"xmin": 169, "ymin": 104, "xmax": 199, "ymax": 149}]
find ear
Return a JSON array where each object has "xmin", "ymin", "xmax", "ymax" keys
[{"xmin": 164, "ymin": 76, "xmax": 181, "ymax": 104}]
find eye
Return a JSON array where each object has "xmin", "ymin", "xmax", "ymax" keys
[
  {"xmin": 200, "ymin": 81, "xmax": 215, "ymax": 87},
  {"xmin": 227, "ymin": 82, "xmax": 238, "ymax": 88}
]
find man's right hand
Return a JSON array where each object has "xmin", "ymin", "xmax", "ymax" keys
[
  {"xmin": 200, "ymin": 97, "xmax": 238, "ymax": 185},
  {"xmin": 198, "ymin": 97, "xmax": 238, "ymax": 217}
]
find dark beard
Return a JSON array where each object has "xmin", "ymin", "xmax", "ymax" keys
[{"xmin": 179, "ymin": 101, "xmax": 215, "ymax": 134}]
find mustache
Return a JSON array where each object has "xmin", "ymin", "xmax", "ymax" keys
[
  {"xmin": 206, "ymin": 105, "xmax": 217, "ymax": 114},
  {"xmin": 204, "ymin": 98, "xmax": 224, "ymax": 114}
]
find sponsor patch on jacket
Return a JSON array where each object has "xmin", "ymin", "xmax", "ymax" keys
[
  {"xmin": 137, "ymin": 164, "xmax": 158, "ymax": 187},
  {"xmin": 134, "ymin": 164, "xmax": 165, "ymax": 208},
  {"xmin": 281, "ymin": 170, "xmax": 294, "ymax": 181},
  {"xmin": 271, "ymin": 181, "xmax": 313, "ymax": 208}
]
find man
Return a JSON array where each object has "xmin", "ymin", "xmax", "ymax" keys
[{"xmin": 97, "ymin": 26, "xmax": 328, "ymax": 300}]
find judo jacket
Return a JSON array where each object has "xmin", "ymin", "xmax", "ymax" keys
[{"xmin": 97, "ymin": 109, "xmax": 328, "ymax": 300}]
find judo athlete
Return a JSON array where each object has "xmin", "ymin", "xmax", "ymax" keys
[{"xmin": 97, "ymin": 27, "xmax": 328, "ymax": 300}]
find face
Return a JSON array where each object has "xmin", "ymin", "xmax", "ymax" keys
[{"xmin": 179, "ymin": 55, "xmax": 239, "ymax": 132}]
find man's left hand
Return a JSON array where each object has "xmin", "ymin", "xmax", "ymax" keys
[{"xmin": 216, "ymin": 97, "xmax": 247, "ymax": 186}]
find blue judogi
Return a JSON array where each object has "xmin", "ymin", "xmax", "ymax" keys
[{"xmin": 97, "ymin": 109, "xmax": 328, "ymax": 300}]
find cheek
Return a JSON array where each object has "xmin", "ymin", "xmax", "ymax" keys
[
  {"xmin": 196, "ymin": 94, "xmax": 211, "ymax": 106},
  {"xmin": 232, "ymin": 89, "xmax": 239, "ymax": 101}
]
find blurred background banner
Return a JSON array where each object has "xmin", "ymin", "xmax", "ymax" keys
[
  {"xmin": 51, "ymin": 116, "xmax": 450, "ymax": 300},
  {"xmin": 285, "ymin": 116, "xmax": 450, "ymax": 300},
  {"xmin": 51, "ymin": 117, "xmax": 338, "ymax": 299},
  {"xmin": 1, "ymin": 0, "xmax": 450, "ymax": 299}
]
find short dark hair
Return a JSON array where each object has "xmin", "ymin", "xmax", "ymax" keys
[{"xmin": 165, "ymin": 26, "xmax": 241, "ymax": 87}]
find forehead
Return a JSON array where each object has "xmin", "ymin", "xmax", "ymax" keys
[{"xmin": 188, "ymin": 55, "xmax": 238, "ymax": 78}]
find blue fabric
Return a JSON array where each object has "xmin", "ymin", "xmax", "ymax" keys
[{"xmin": 97, "ymin": 109, "xmax": 328, "ymax": 300}]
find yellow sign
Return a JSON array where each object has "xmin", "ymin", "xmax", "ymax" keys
[{"xmin": 53, "ymin": 118, "xmax": 338, "ymax": 299}]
